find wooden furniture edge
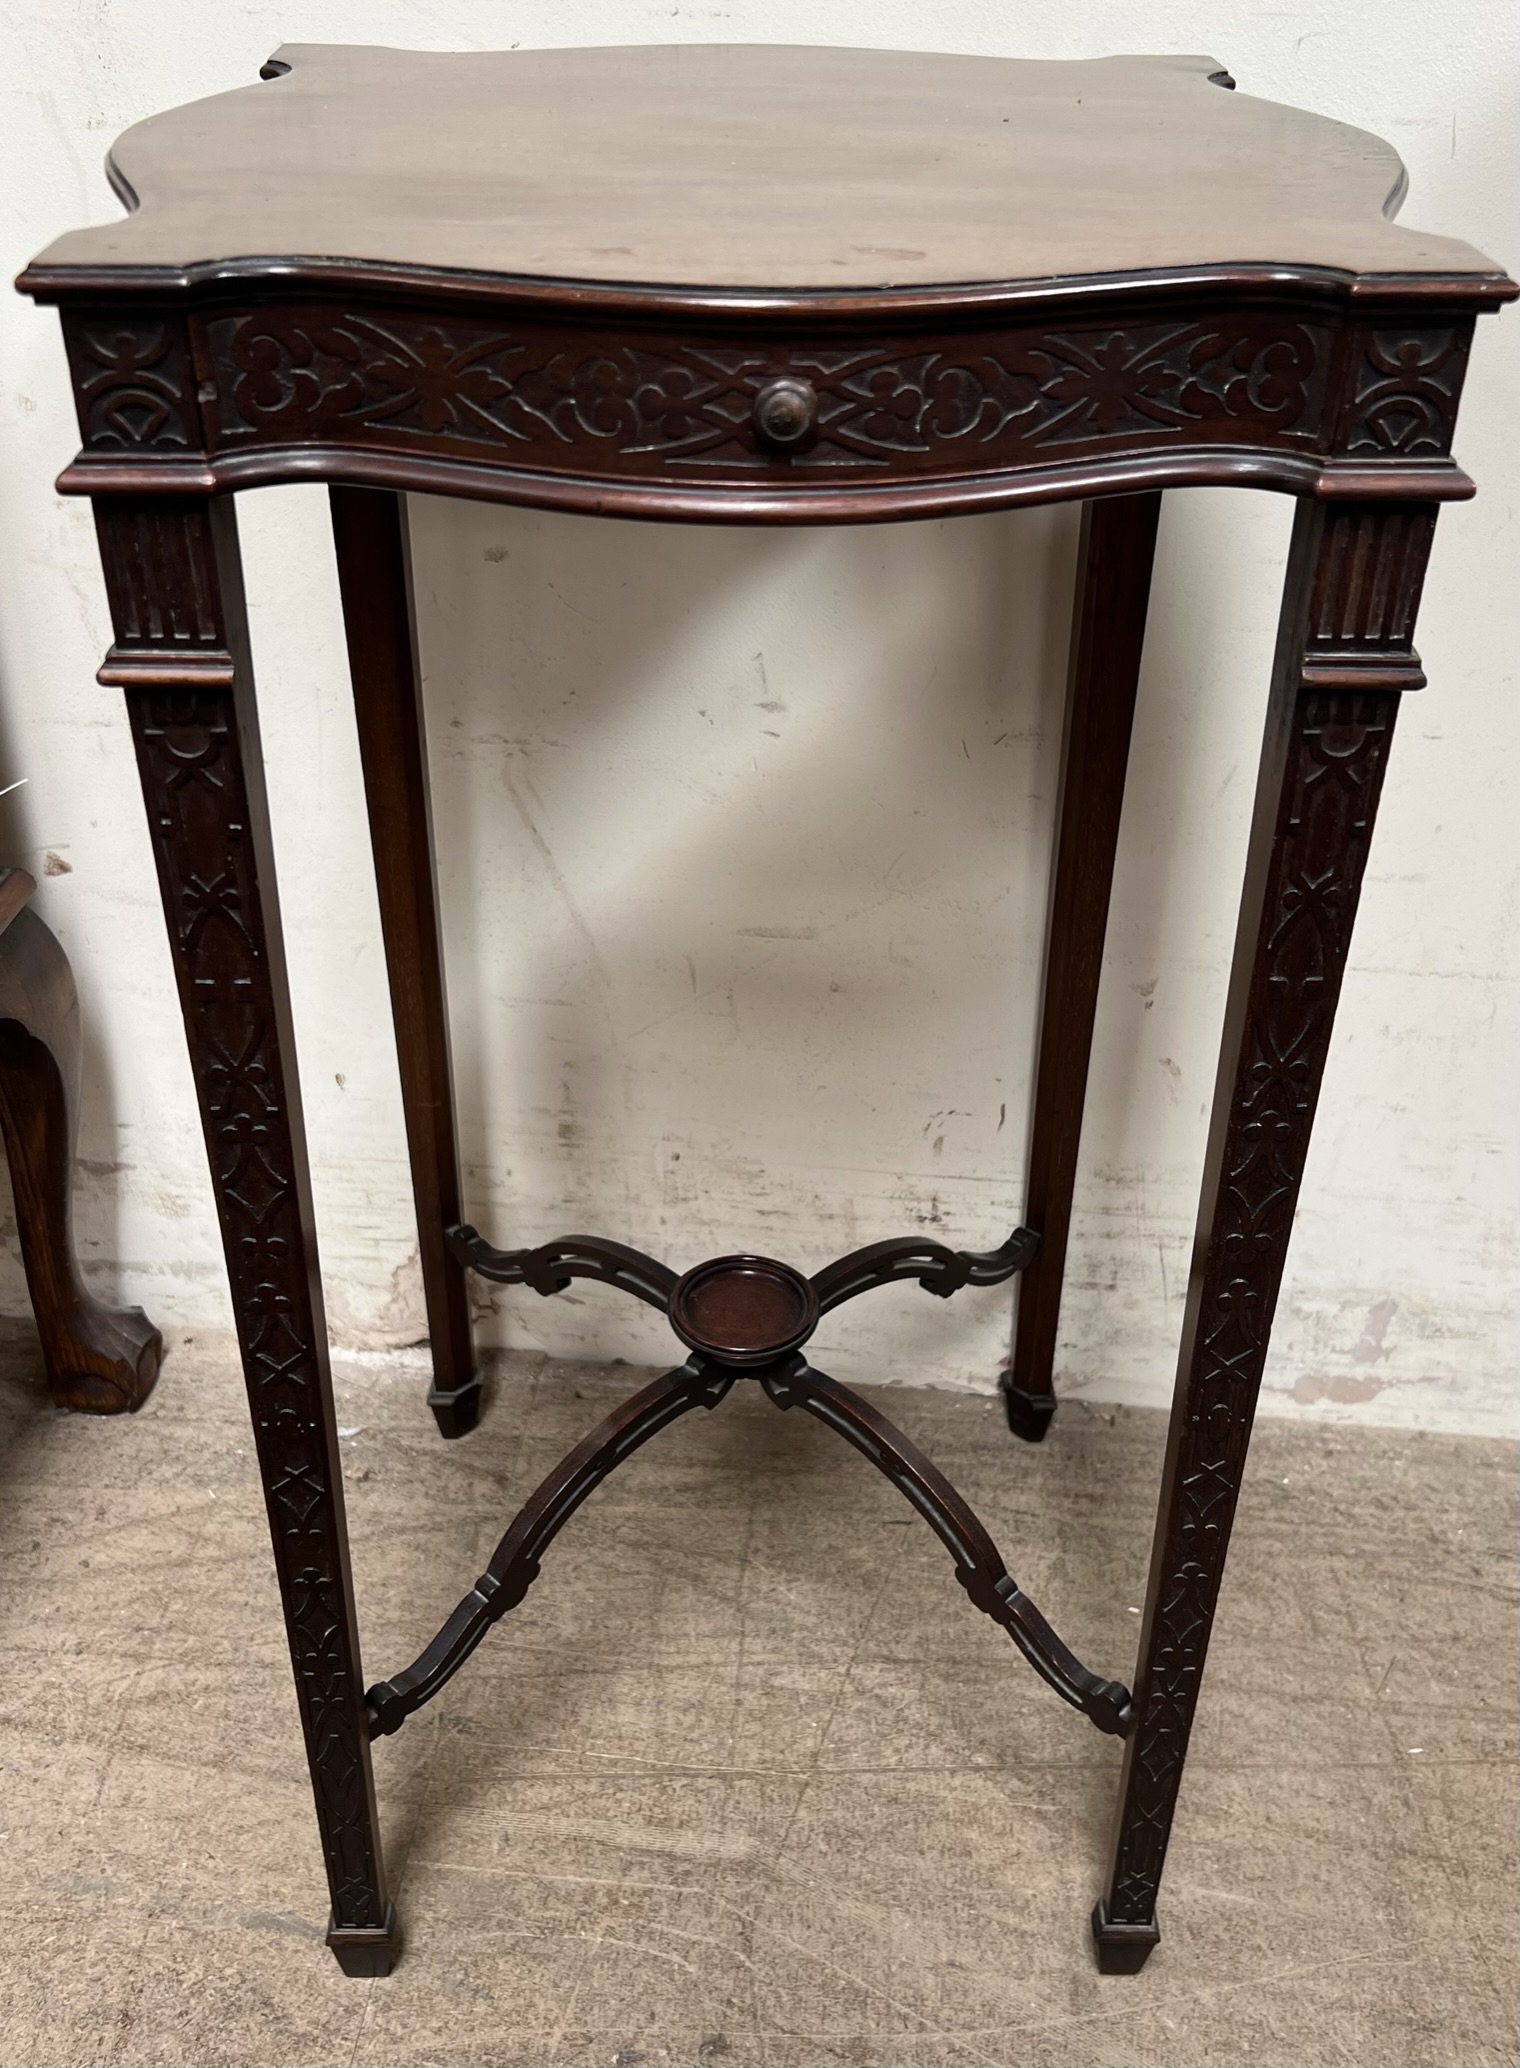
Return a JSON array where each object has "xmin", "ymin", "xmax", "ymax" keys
[
  {"xmin": 0, "ymin": 866, "xmax": 38, "ymax": 937},
  {"xmin": 18, "ymin": 256, "xmax": 1519, "ymax": 315},
  {"xmin": 53, "ymin": 451, "xmax": 1484, "ymax": 524},
  {"xmin": 21, "ymin": 257, "xmax": 1510, "ymax": 522}
]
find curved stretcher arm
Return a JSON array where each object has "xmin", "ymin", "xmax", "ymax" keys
[
  {"xmin": 760, "ymin": 1357, "xmax": 1132, "ymax": 1736},
  {"xmin": 446, "ymin": 1224, "xmax": 679, "ymax": 1311},
  {"xmin": 366, "ymin": 1358, "xmax": 732, "ymax": 1736},
  {"xmin": 811, "ymin": 1226, "xmax": 1039, "ymax": 1316}
]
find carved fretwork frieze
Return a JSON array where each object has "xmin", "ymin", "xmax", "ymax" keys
[
  {"xmin": 64, "ymin": 314, "xmax": 198, "ymax": 452},
  {"xmin": 197, "ymin": 304, "xmax": 1332, "ymax": 479},
  {"xmin": 54, "ymin": 301, "xmax": 1491, "ymax": 508},
  {"xmin": 1340, "ymin": 323, "xmax": 1472, "ymax": 459}
]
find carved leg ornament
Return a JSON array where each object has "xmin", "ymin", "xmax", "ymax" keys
[
  {"xmin": 368, "ymin": 1223, "xmax": 1133, "ymax": 1741},
  {"xmin": 1092, "ymin": 499, "xmax": 1435, "ymax": 1973},
  {"xmin": 94, "ymin": 496, "xmax": 395, "ymax": 1977}
]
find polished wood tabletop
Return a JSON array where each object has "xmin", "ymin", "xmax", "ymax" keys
[{"xmin": 28, "ymin": 44, "xmax": 1507, "ymax": 296}]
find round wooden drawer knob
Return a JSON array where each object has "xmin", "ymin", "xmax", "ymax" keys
[{"xmin": 752, "ymin": 376, "xmax": 817, "ymax": 451}]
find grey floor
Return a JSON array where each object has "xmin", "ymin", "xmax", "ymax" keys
[{"xmin": 0, "ymin": 1335, "xmax": 1513, "ymax": 2068}]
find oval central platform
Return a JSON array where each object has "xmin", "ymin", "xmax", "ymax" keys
[{"xmin": 669, "ymin": 1254, "xmax": 820, "ymax": 1368}]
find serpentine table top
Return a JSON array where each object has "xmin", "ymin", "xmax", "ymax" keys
[
  {"xmin": 24, "ymin": 44, "xmax": 1508, "ymax": 291},
  {"xmin": 19, "ymin": 44, "xmax": 1515, "ymax": 523}
]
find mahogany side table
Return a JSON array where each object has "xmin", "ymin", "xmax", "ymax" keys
[{"xmin": 19, "ymin": 44, "xmax": 1514, "ymax": 1976}]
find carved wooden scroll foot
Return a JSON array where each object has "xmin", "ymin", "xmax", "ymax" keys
[
  {"xmin": 369, "ymin": 1230, "xmax": 1129, "ymax": 1742},
  {"xmin": 0, "ymin": 882, "xmax": 162, "ymax": 1413}
]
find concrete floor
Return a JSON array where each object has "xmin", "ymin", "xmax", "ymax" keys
[{"xmin": 0, "ymin": 1334, "xmax": 1513, "ymax": 2068}]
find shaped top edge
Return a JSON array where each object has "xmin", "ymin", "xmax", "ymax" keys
[{"xmin": 20, "ymin": 44, "xmax": 1514, "ymax": 303}]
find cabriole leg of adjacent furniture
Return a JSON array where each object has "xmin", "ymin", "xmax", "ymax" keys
[
  {"xmin": 1003, "ymin": 492, "xmax": 1161, "ymax": 1441},
  {"xmin": 330, "ymin": 485, "xmax": 480, "ymax": 1438},
  {"xmin": 0, "ymin": 892, "xmax": 161, "ymax": 1411},
  {"xmin": 93, "ymin": 493, "xmax": 397, "ymax": 1972},
  {"xmin": 1093, "ymin": 497, "xmax": 1435, "ymax": 1972}
]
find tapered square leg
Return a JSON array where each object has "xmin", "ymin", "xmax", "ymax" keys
[
  {"xmin": 1096, "ymin": 498, "xmax": 1436, "ymax": 1961},
  {"xmin": 1091, "ymin": 1900, "xmax": 1160, "ymax": 1974},
  {"xmin": 1004, "ymin": 492, "xmax": 1161, "ymax": 1440},
  {"xmin": 330, "ymin": 486, "xmax": 480, "ymax": 1439},
  {"xmin": 999, "ymin": 1380, "xmax": 1057, "ymax": 1443},
  {"xmin": 94, "ymin": 493, "xmax": 395, "ymax": 1967},
  {"xmin": 426, "ymin": 1372, "xmax": 483, "ymax": 1437},
  {"xmin": 328, "ymin": 1903, "xmax": 401, "ymax": 1977}
]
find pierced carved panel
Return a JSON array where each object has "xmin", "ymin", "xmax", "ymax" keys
[{"xmin": 200, "ymin": 305, "xmax": 1332, "ymax": 480}]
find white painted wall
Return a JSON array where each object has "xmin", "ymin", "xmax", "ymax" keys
[{"xmin": 1, "ymin": 4, "xmax": 1515, "ymax": 1434}]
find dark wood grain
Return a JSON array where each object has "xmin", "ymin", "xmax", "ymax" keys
[
  {"xmin": 1003, "ymin": 493, "xmax": 1162, "ymax": 1441},
  {"xmin": 812, "ymin": 1226, "xmax": 1039, "ymax": 1312},
  {"xmin": 329, "ymin": 486, "xmax": 478, "ymax": 1437},
  {"xmin": 25, "ymin": 42, "xmax": 1511, "ymax": 1979},
  {"xmin": 23, "ymin": 51, "xmax": 1511, "ymax": 528},
  {"xmin": 22, "ymin": 46, "xmax": 1508, "ymax": 290},
  {"xmin": 43, "ymin": 294, "xmax": 1495, "ymax": 520},
  {"xmin": 0, "ymin": 866, "xmax": 37, "ymax": 935},
  {"xmin": 365, "ymin": 1344, "xmax": 1132, "ymax": 1743},
  {"xmin": 763, "ymin": 1358, "xmax": 1133, "ymax": 1735},
  {"xmin": 1092, "ymin": 497, "xmax": 1434, "ymax": 1973},
  {"xmin": 92, "ymin": 494, "xmax": 396, "ymax": 1976},
  {"xmin": 0, "ymin": 892, "xmax": 161, "ymax": 1410},
  {"xmin": 669, "ymin": 1256, "xmax": 820, "ymax": 1367},
  {"xmin": 366, "ymin": 1358, "xmax": 736, "ymax": 1737}
]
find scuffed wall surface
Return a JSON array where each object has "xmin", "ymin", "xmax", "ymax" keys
[{"xmin": 0, "ymin": 3, "xmax": 1514, "ymax": 1434}]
